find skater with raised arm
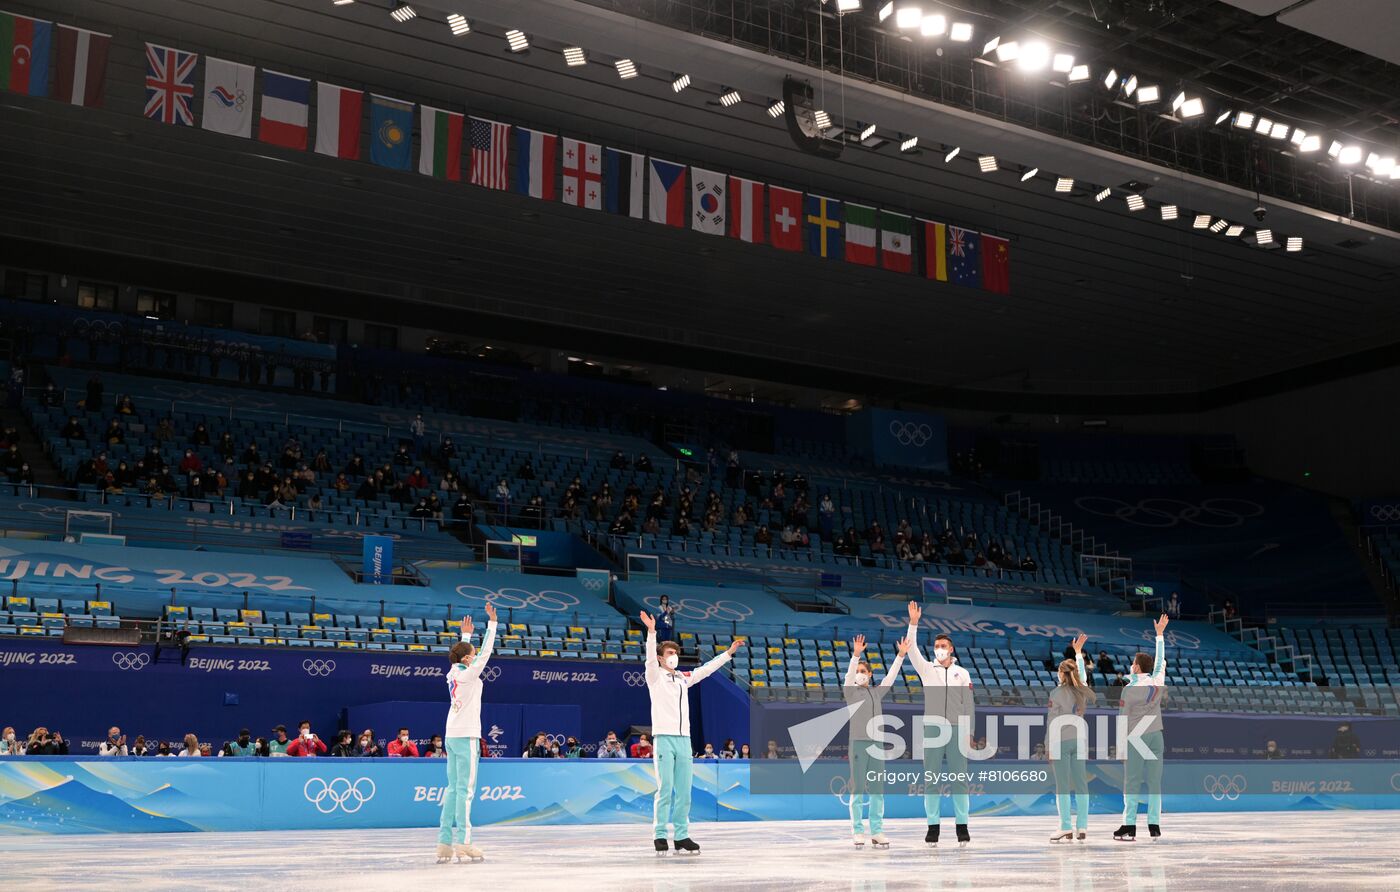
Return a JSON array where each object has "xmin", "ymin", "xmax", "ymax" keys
[
  {"xmin": 639, "ymin": 609, "xmax": 744, "ymax": 855},
  {"xmin": 436, "ymin": 602, "xmax": 497, "ymax": 863},
  {"xmin": 844, "ymin": 632, "xmax": 909, "ymax": 849},
  {"xmin": 904, "ymin": 600, "xmax": 975, "ymax": 846},
  {"xmin": 1048, "ymin": 633, "xmax": 1096, "ymax": 842},
  {"xmin": 1114, "ymin": 614, "xmax": 1169, "ymax": 842}
]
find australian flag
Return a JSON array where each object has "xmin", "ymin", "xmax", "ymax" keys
[{"xmin": 947, "ymin": 226, "xmax": 982, "ymax": 288}]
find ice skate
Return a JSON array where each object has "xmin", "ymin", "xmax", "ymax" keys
[
  {"xmin": 654, "ymin": 838, "xmax": 670, "ymax": 856},
  {"xmin": 1050, "ymin": 830, "xmax": 1074, "ymax": 843},
  {"xmin": 435, "ymin": 843, "xmax": 454, "ymax": 863},
  {"xmin": 925, "ymin": 824, "xmax": 940, "ymax": 846},
  {"xmin": 1076, "ymin": 832, "xmax": 1088, "ymax": 842},
  {"xmin": 453, "ymin": 843, "xmax": 484, "ymax": 862},
  {"xmin": 956, "ymin": 824, "xmax": 970, "ymax": 846},
  {"xmin": 1113, "ymin": 825, "xmax": 1137, "ymax": 842},
  {"xmin": 852, "ymin": 832, "xmax": 866, "ymax": 848},
  {"xmin": 869, "ymin": 833, "xmax": 890, "ymax": 849},
  {"xmin": 1148, "ymin": 824, "xmax": 1161, "ymax": 839},
  {"xmin": 673, "ymin": 837, "xmax": 701, "ymax": 855}
]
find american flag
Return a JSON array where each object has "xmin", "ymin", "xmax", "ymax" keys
[
  {"xmin": 469, "ymin": 117, "xmax": 510, "ymax": 190},
  {"xmin": 144, "ymin": 43, "xmax": 198, "ymax": 126}
]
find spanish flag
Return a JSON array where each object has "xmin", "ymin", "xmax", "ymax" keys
[{"xmin": 919, "ymin": 219, "xmax": 947, "ymax": 282}]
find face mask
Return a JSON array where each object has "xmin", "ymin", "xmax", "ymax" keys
[
  {"xmin": 664, "ymin": 654, "xmax": 679, "ymax": 670},
  {"xmin": 854, "ymin": 672, "xmax": 871, "ymax": 686},
  {"xmin": 301, "ymin": 730, "xmax": 311, "ymax": 738},
  {"xmin": 361, "ymin": 739, "xmax": 370, "ymax": 747},
  {"xmin": 704, "ymin": 748, "xmax": 713, "ymax": 754},
  {"xmin": 399, "ymin": 735, "xmax": 409, "ymax": 743},
  {"xmin": 934, "ymin": 648, "xmax": 951, "ymax": 662},
  {"xmin": 239, "ymin": 736, "xmax": 250, "ymax": 745}
]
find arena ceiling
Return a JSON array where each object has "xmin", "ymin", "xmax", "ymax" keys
[{"xmin": 2, "ymin": 0, "xmax": 1399, "ymax": 405}]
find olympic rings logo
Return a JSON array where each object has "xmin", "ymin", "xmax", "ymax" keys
[
  {"xmin": 1074, "ymin": 497, "xmax": 1265, "ymax": 529},
  {"xmin": 480, "ymin": 665, "xmax": 502, "ymax": 683},
  {"xmin": 644, "ymin": 596, "xmax": 753, "ymax": 623},
  {"xmin": 1203, "ymin": 773, "xmax": 1246, "ymax": 801},
  {"xmin": 579, "ymin": 576, "xmax": 607, "ymax": 591},
  {"xmin": 304, "ymin": 777, "xmax": 376, "ymax": 814},
  {"xmin": 830, "ymin": 774, "xmax": 853, "ymax": 807},
  {"xmin": 1368, "ymin": 504, "xmax": 1400, "ymax": 522},
  {"xmin": 72, "ymin": 318, "xmax": 125, "ymax": 335},
  {"xmin": 454, "ymin": 585, "xmax": 580, "ymax": 613},
  {"xmin": 112, "ymin": 652, "xmax": 150, "ymax": 671},
  {"xmin": 1118, "ymin": 627, "xmax": 1201, "ymax": 650},
  {"xmin": 623, "ymin": 671, "xmax": 647, "ymax": 688},
  {"xmin": 1389, "ymin": 772, "xmax": 1400, "ymax": 792},
  {"xmin": 888, "ymin": 420, "xmax": 934, "ymax": 447},
  {"xmin": 302, "ymin": 659, "xmax": 337, "ymax": 677}
]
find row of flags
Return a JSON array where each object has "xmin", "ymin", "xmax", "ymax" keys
[{"xmin": 2, "ymin": 14, "xmax": 1012, "ymax": 293}]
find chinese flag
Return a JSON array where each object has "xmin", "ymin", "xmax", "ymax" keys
[{"xmin": 982, "ymin": 234, "xmax": 1011, "ymax": 295}]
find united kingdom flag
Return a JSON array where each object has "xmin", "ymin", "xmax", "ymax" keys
[{"xmin": 144, "ymin": 42, "xmax": 198, "ymax": 126}]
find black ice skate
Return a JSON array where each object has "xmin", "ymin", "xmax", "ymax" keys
[
  {"xmin": 955, "ymin": 824, "xmax": 970, "ymax": 845},
  {"xmin": 654, "ymin": 838, "xmax": 669, "ymax": 855},
  {"xmin": 1113, "ymin": 825, "xmax": 1137, "ymax": 842},
  {"xmin": 925, "ymin": 824, "xmax": 940, "ymax": 846},
  {"xmin": 1148, "ymin": 824, "xmax": 1161, "ymax": 839},
  {"xmin": 673, "ymin": 837, "xmax": 701, "ymax": 855}
]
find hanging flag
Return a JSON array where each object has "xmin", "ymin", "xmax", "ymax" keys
[
  {"xmin": 516, "ymin": 128, "xmax": 557, "ymax": 199},
  {"xmin": 143, "ymin": 43, "xmax": 198, "ymax": 126},
  {"xmin": 369, "ymin": 93, "xmax": 413, "ymax": 170},
  {"xmin": 56, "ymin": 23, "xmax": 109, "ymax": 107},
  {"xmin": 920, "ymin": 219, "xmax": 947, "ymax": 281},
  {"xmin": 880, "ymin": 210, "xmax": 913, "ymax": 273},
  {"xmin": 419, "ymin": 105, "xmax": 464, "ymax": 180},
  {"xmin": 603, "ymin": 147, "xmax": 643, "ymax": 218},
  {"xmin": 202, "ymin": 57, "xmax": 254, "ymax": 138},
  {"xmin": 769, "ymin": 186, "xmax": 803, "ymax": 252},
  {"xmin": 805, "ymin": 195, "xmax": 843, "ymax": 260},
  {"xmin": 258, "ymin": 70, "xmax": 309, "ymax": 150},
  {"xmin": 947, "ymin": 226, "xmax": 982, "ymax": 288},
  {"xmin": 691, "ymin": 167, "xmax": 726, "ymax": 236},
  {"xmin": 648, "ymin": 158, "xmax": 687, "ymax": 227},
  {"xmin": 0, "ymin": 12, "xmax": 52, "ymax": 96},
  {"xmin": 563, "ymin": 138, "xmax": 602, "ymax": 209},
  {"xmin": 469, "ymin": 117, "xmax": 510, "ymax": 190},
  {"xmin": 845, "ymin": 203, "xmax": 877, "ymax": 266},
  {"xmin": 729, "ymin": 176, "xmax": 764, "ymax": 244},
  {"xmin": 315, "ymin": 82, "xmax": 362, "ymax": 160},
  {"xmin": 981, "ymin": 234, "xmax": 1011, "ymax": 294}
]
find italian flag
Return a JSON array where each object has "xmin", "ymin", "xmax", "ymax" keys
[
  {"xmin": 845, "ymin": 203, "xmax": 877, "ymax": 266},
  {"xmin": 419, "ymin": 105, "xmax": 464, "ymax": 181},
  {"xmin": 880, "ymin": 210, "xmax": 913, "ymax": 273}
]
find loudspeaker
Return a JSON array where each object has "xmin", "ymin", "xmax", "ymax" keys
[{"xmin": 783, "ymin": 77, "xmax": 842, "ymax": 160}]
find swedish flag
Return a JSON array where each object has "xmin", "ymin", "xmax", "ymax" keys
[{"xmin": 805, "ymin": 195, "xmax": 844, "ymax": 260}]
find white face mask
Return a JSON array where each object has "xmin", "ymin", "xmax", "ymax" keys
[
  {"xmin": 664, "ymin": 653, "xmax": 679, "ymax": 670},
  {"xmin": 853, "ymin": 672, "xmax": 871, "ymax": 686},
  {"xmin": 934, "ymin": 648, "xmax": 952, "ymax": 662},
  {"xmin": 399, "ymin": 735, "xmax": 408, "ymax": 742}
]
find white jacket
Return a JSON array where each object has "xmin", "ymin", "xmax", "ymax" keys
[
  {"xmin": 842, "ymin": 651, "xmax": 905, "ymax": 744},
  {"xmin": 905, "ymin": 624, "xmax": 975, "ymax": 724},
  {"xmin": 645, "ymin": 630, "xmax": 732, "ymax": 737},
  {"xmin": 445, "ymin": 621, "xmax": 497, "ymax": 739}
]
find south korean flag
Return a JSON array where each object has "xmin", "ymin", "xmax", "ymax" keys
[{"xmin": 691, "ymin": 167, "xmax": 727, "ymax": 236}]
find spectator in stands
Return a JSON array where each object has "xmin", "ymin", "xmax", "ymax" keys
[
  {"xmin": 562, "ymin": 737, "xmax": 582, "ymax": 758},
  {"xmin": 287, "ymin": 721, "xmax": 327, "ymax": 757},
  {"xmin": 267, "ymin": 725, "xmax": 291, "ymax": 756},
  {"xmin": 739, "ymin": 744, "xmax": 751, "ymax": 759},
  {"xmin": 9, "ymin": 462, "xmax": 34, "ymax": 486},
  {"xmin": 636, "ymin": 453, "xmax": 653, "ymax": 473},
  {"xmin": 190, "ymin": 422, "xmax": 209, "ymax": 446},
  {"xmin": 439, "ymin": 470, "xmax": 460, "ymax": 493},
  {"xmin": 83, "ymin": 373, "xmax": 103, "ymax": 412},
  {"xmin": 393, "ymin": 444, "xmax": 413, "ymax": 467},
  {"xmin": 755, "ymin": 524, "xmax": 772, "ymax": 547},
  {"xmin": 440, "ymin": 438, "xmax": 457, "ymax": 462},
  {"xmin": 1110, "ymin": 672, "xmax": 1127, "ymax": 687},
  {"xmin": 356, "ymin": 730, "xmax": 383, "ymax": 757},
  {"xmin": 117, "ymin": 395, "xmax": 136, "ymax": 415},
  {"xmin": 523, "ymin": 732, "xmax": 551, "ymax": 758},
  {"xmin": 241, "ymin": 442, "xmax": 261, "ymax": 465},
  {"xmin": 1329, "ymin": 724, "xmax": 1361, "ymax": 759},
  {"xmin": 236, "ymin": 471, "xmax": 259, "ymax": 500},
  {"xmin": 1263, "ymin": 740, "xmax": 1284, "ymax": 760},
  {"xmin": 1097, "ymin": 651, "xmax": 1115, "ymax": 678},
  {"xmin": 333, "ymin": 472, "xmax": 351, "ymax": 492},
  {"xmin": 411, "ymin": 498, "xmax": 434, "ymax": 519},
  {"xmin": 179, "ymin": 450, "xmax": 202, "ymax": 475},
  {"xmin": 224, "ymin": 728, "xmax": 257, "ymax": 757},
  {"xmin": 2, "ymin": 443, "xmax": 23, "ymax": 477},
  {"xmin": 719, "ymin": 739, "xmax": 738, "ymax": 759},
  {"xmin": 131, "ymin": 735, "xmax": 150, "ymax": 757},
  {"xmin": 98, "ymin": 726, "xmax": 128, "ymax": 756},
  {"xmin": 496, "ymin": 479, "xmax": 512, "ymax": 517},
  {"xmin": 1030, "ymin": 742, "xmax": 1047, "ymax": 761},
  {"xmin": 40, "ymin": 381, "xmax": 61, "ymax": 407},
  {"xmin": 1167, "ymin": 592, "xmax": 1181, "ymax": 619},
  {"xmin": 355, "ymin": 472, "xmax": 381, "ymax": 501},
  {"xmin": 451, "ymin": 494, "xmax": 473, "ymax": 528},
  {"xmin": 1223, "ymin": 599, "xmax": 1238, "ymax": 621},
  {"xmin": 697, "ymin": 743, "xmax": 718, "ymax": 760},
  {"xmin": 611, "ymin": 450, "xmax": 629, "ymax": 470},
  {"xmin": 60, "ymin": 416, "xmax": 85, "ymax": 440},
  {"xmin": 547, "ymin": 740, "xmax": 563, "ymax": 758},
  {"xmin": 27, "ymin": 727, "xmax": 67, "ymax": 755},
  {"xmin": 217, "ymin": 432, "xmax": 236, "ymax": 462},
  {"xmin": 388, "ymin": 728, "xmax": 420, "ymax": 757},
  {"xmin": 1, "ymin": 726, "xmax": 22, "ymax": 755},
  {"xmin": 630, "ymin": 733, "xmax": 653, "ymax": 759},
  {"xmin": 1020, "ymin": 554, "xmax": 1038, "ymax": 573},
  {"xmin": 596, "ymin": 731, "xmax": 626, "ymax": 758},
  {"xmin": 422, "ymin": 735, "xmax": 446, "ymax": 758},
  {"xmin": 155, "ymin": 741, "xmax": 173, "ymax": 757},
  {"xmin": 406, "ymin": 467, "xmax": 430, "ymax": 490},
  {"xmin": 609, "ymin": 511, "xmax": 635, "ymax": 535},
  {"xmin": 764, "ymin": 740, "xmax": 781, "ymax": 759},
  {"xmin": 517, "ymin": 458, "xmax": 535, "ymax": 480},
  {"xmin": 178, "ymin": 734, "xmax": 202, "ymax": 757},
  {"xmin": 343, "ymin": 454, "xmax": 366, "ymax": 477},
  {"xmin": 410, "ymin": 413, "xmax": 426, "ymax": 457},
  {"xmin": 655, "ymin": 596, "xmax": 676, "ymax": 642}
]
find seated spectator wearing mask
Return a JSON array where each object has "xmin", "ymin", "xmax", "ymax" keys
[
  {"xmin": 224, "ymin": 728, "xmax": 257, "ymax": 757},
  {"xmin": 630, "ymin": 733, "xmax": 653, "ymax": 759},
  {"xmin": 422, "ymin": 736, "xmax": 446, "ymax": 758},
  {"xmin": 388, "ymin": 728, "xmax": 419, "ymax": 757},
  {"xmin": 155, "ymin": 740, "xmax": 174, "ymax": 757},
  {"xmin": 98, "ymin": 726, "xmax": 128, "ymax": 756},
  {"xmin": 596, "ymin": 731, "xmax": 626, "ymax": 759},
  {"xmin": 130, "ymin": 735, "xmax": 150, "ymax": 757},
  {"xmin": 522, "ymin": 732, "xmax": 551, "ymax": 758},
  {"xmin": 356, "ymin": 730, "xmax": 383, "ymax": 757},
  {"xmin": 330, "ymin": 731, "xmax": 357, "ymax": 758},
  {"xmin": 286, "ymin": 721, "xmax": 326, "ymax": 757},
  {"xmin": 178, "ymin": 734, "xmax": 202, "ymax": 757},
  {"xmin": 267, "ymin": 725, "xmax": 291, "ymax": 757},
  {"xmin": 1329, "ymin": 724, "xmax": 1361, "ymax": 759},
  {"xmin": 562, "ymin": 737, "xmax": 583, "ymax": 758},
  {"xmin": 1263, "ymin": 740, "xmax": 1284, "ymax": 760},
  {"xmin": 719, "ymin": 739, "xmax": 738, "ymax": 759},
  {"xmin": 0, "ymin": 726, "xmax": 21, "ymax": 755},
  {"xmin": 697, "ymin": 743, "xmax": 718, "ymax": 760}
]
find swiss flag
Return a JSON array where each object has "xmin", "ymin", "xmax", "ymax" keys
[
  {"xmin": 729, "ymin": 176, "xmax": 765, "ymax": 244},
  {"xmin": 769, "ymin": 185, "xmax": 803, "ymax": 252}
]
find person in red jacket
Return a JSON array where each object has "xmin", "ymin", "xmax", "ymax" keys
[
  {"xmin": 387, "ymin": 727, "xmax": 420, "ymax": 758},
  {"xmin": 285, "ymin": 720, "xmax": 327, "ymax": 757},
  {"xmin": 630, "ymin": 732, "xmax": 653, "ymax": 759}
]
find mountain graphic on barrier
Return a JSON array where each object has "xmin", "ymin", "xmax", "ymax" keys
[{"xmin": 0, "ymin": 779, "xmax": 201, "ymax": 834}]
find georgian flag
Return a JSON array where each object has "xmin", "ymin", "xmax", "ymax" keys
[
  {"xmin": 691, "ymin": 167, "xmax": 726, "ymax": 236},
  {"xmin": 729, "ymin": 176, "xmax": 765, "ymax": 244}
]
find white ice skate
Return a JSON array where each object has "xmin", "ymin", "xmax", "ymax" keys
[
  {"xmin": 454, "ymin": 843, "xmax": 484, "ymax": 862},
  {"xmin": 435, "ymin": 844, "xmax": 454, "ymax": 863},
  {"xmin": 869, "ymin": 833, "xmax": 889, "ymax": 849},
  {"xmin": 853, "ymin": 832, "xmax": 866, "ymax": 848},
  {"xmin": 1050, "ymin": 830, "xmax": 1074, "ymax": 843}
]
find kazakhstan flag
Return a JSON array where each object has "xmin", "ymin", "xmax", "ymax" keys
[{"xmin": 369, "ymin": 94, "xmax": 414, "ymax": 171}]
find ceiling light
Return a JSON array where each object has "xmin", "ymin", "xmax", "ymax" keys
[
  {"xmin": 944, "ymin": 145, "xmax": 960, "ymax": 162},
  {"xmin": 950, "ymin": 22, "xmax": 973, "ymax": 41},
  {"xmin": 983, "ymin": 36, "xmax": 1001, "ymax": 56},
  {"xmin": 562, "ymin": 46, "xmax": 587, "ymax": 66},
  {"xmin": 1225, "ymin": 224, "xmax": 1244, "ymax": 237},
  {"xmin": 719, "ymin": 88, "xmax": 742, "ymax": 107},
  {"xmin": 1055, "ymin": 177, "xmax": 1074, "ymax": 192},
  {"xmin": 390, "ymin": 4, "xmax": 417, "ymax": 23},
  {"xmin": 1337, "ymin": 145, "xmax": 1362, "ymax": 165},
  {"xmin": 1255, "ymin": 229, "xmax": 1274, "ymax": 245},
  {"xmin": 1160, "ymin": 204, "xmax": 1178, "ymax": 220},
  {"xmin": 1234, "ymin": 111, "xmax": 1255, "ymax": 130},
  {"xmin": 878, "ymin": 2, "xmax": 894, "ymax": 22},
  {"xmin": 1068, "ymin": 64, "xmax": 1090, "ymax": 83},
  {"xmin": 1210, "ymin": 218, "xmax": 1228, "ymax": 233},
  {"xmin": 1289, "ymin": 128, "xmax": 1307, "ymax": 147},
  {"xmin": 859, "ymin": 122, "xmax": 877, "ymax": 140},
  {"xmin": 1126, "ymin": 194, "xmax": 1145, "ymax": 211},
  {"xmin": 1018, "ymin": 42, "xmax": 1050, "ymax": 70},
  {"xmin": 1214, "ymin": 109, "xmax": 1232, "ymax": 125},
  {"xmin": 1328, "ymin": 140, "xmax": 1343, "ymax": 157},
  {"xmin": 1052, "ymin": 53, "xmax": 1074, "ymax": 73},
  {"xmin": 900, "ymin": 135, "xmax": 918, "ymax": 152},
  {"xmin": 994, "ymin": 40, "xmax": 1020, "ymax": 63},
  {"xmin": 1371, "ymin": 156, "xmax": 1396, "ymax": 176},
  {"xmin": 1179, "ymin": 98, "xmax": 1204, "ymax": 118},
  {"xmin": 1286, "ymin": 236, "xmax": 1302, "ymax": 252},
  {"xmin": 333, "ymin": 0, "xmax": 354, "ymax": 6},
  {"xmin": 671, "ymin": 73, "xmax": 690, "ymax": 92},
  {"xmin": 1270, "ymin": 122, "xmax": 1289, "ymax": 140},
  {"xmin": 921, "ymin": 14, "xmax": 947, "ymax": 37},
  {"xmin": 813, "ymin": 109, "xmax": 832, "ymax": 130},
  {"xmin": 837, "ymin": 0, "xmax": 863, "ymax": 12},
  {"xmin": 978, "ymin": 155, "xmax": 998, "ymax": 173},
  {"xmin": 1192, "ymin": 214, "xmax": 1211, "ymax": 229},
  {"xmin": 505, "ymin": 29, "xmax": 529, "ymax": 52},
  {"xmin": 615, "ymin": 58, "xmax": 638, "ymax": 79},
  {"xmin": 1136, "ymin": 85, "xmax": 1160, "ymax": 104},
  {"xmin": 1254, "ymin": 117, "xmax": 1272, "ymax": 135},
  {"xmin": 1123, "ymin": 75, "xmax": 1137, "ymax": 96},
  {"xmin": 895, "ymin": 2, "xmax": 923, "ymax": 29},
  {"xmin": 1103, "ymin": 68, "xmax": 1118, "ymax": 90},
  {"xmin": 766, "ymin": 99, "xmax": 785, "ymax": 118},
  {"xmin": 1171, "ymin": 91, "xmax": 1185, "ymax": 111},
  {"xmin": 1094, "ymin": 186, "xmax": 1111, "ymax": 202},
  {"xmin": 1020, "ymin": 167, "xmax": 1038, "ymax": 182},
  {"xmin": 446, "ymin": 13, "xmax": 469, "ymax": 35}
]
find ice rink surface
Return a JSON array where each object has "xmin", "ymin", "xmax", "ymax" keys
[{"xmin": 5, "ymin": 813, "xmax": 1399, "ymax": 890}]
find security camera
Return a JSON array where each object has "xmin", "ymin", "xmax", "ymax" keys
[{"xmin": 1253, "ymin": 205, "xmax": 1267, "ymax": 222}]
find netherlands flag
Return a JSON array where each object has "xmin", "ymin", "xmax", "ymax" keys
[
  {"xmin": 259, "ymin": 70, "xmax": 309, "ymax": 150},
  {"xmin": 314, "ymin": 81, "xmax": 362, "ymax": 160},
  {"xmin": 648, "ymin": 158, "xmax": 686, "ymax": 228},
  {"xmin": 515, "ymin": 128, "xmax": 558, "ymax": 200},
  {"xmin": 729, "ymin": 175, "xmax": 765, "ymax": 244}
]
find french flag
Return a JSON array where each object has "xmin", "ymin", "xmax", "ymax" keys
[
  {"xmin": 259, "ymin": 70, "xmax": 309, "ymax": 150},
  {"xmin": 314, "ymin": 81, "xmax": 362, "ymax": 160},
  {"xmin": 648, "ymin": 158, "xmax": 687, "ymax": 228},
  {"xmin": 729, "ymin": 176, "xmax": 765, "ymax": 244},
  {"xmin": 515, "ymin": 128, "xmax": 558, "ymax": 200}
]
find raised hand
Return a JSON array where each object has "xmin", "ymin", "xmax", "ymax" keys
[
  {"xmin": 639, "ymin": 610, "xmax": 656, "ymax": 632},
  {"xmin": 1154, "ymin": 613, "xmax": 1169, "ymax": 636},
  {"xmin": 852, "ymin": 634, "xmax": 866, "ymax": 654},
  {"xmin": 727, "ymin": 638, "xmax": 746, "ymax": 656},
  {"xmin": 461, "ymin": 615, "xmax": 473, "ymax": 638},
  {"xmin": 1071, "ymin": 633, "xmax": 1088, "ymax": 654},
  {"xmin": 908, "ymin": 600, "xmax": 923, "ymax": 624},
  {"xmin": 896, "ymin": 636, "xmax": 912, "ymax": 656},
  {"xmin": 484, "ymin": 603, "xmax": 497, "ymax": 623}
]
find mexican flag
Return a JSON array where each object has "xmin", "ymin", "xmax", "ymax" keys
[
  {"xmin": 880, "ymin": 210, "xmax": 913, "ymax": 273},
  {"xmin": 846, "ymin": 203, "xmax": 877, "ymax": 266}
]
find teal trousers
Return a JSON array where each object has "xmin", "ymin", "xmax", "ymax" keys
[
  {"xmin": 438, "ymin": 736, "xmax": 479, "ymax": 845},
  {"xmin": 652, "ymin": 734, "xmax": 694, "ymax": 840}
]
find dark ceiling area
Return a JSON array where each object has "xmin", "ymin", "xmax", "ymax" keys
[{"xmin": 1, "ymin": 0, "xmax": 1398, "ymax": 407}]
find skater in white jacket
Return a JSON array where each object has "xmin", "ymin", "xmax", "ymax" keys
[
  {"xmin": 844, "ymin": 633, "xmax": 909, "ymax": 848},
  {"xmin": 904, "ymin": 600, "xmax": 975, "ymax": 845},
  {"xmin": 437, "ymin": 602, "xmax": 497, "ymax": 863},
  {"xmin": 1047, "ymin": 633, "xmax": 1095, "ymax": 842},
  {"xmin": 639, "ymin": 609, "xmax": 744, "ymax": 855},
  {"xmin": 1114, "ymin": 614, "xmax": 1169, "ymax": 843}
]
